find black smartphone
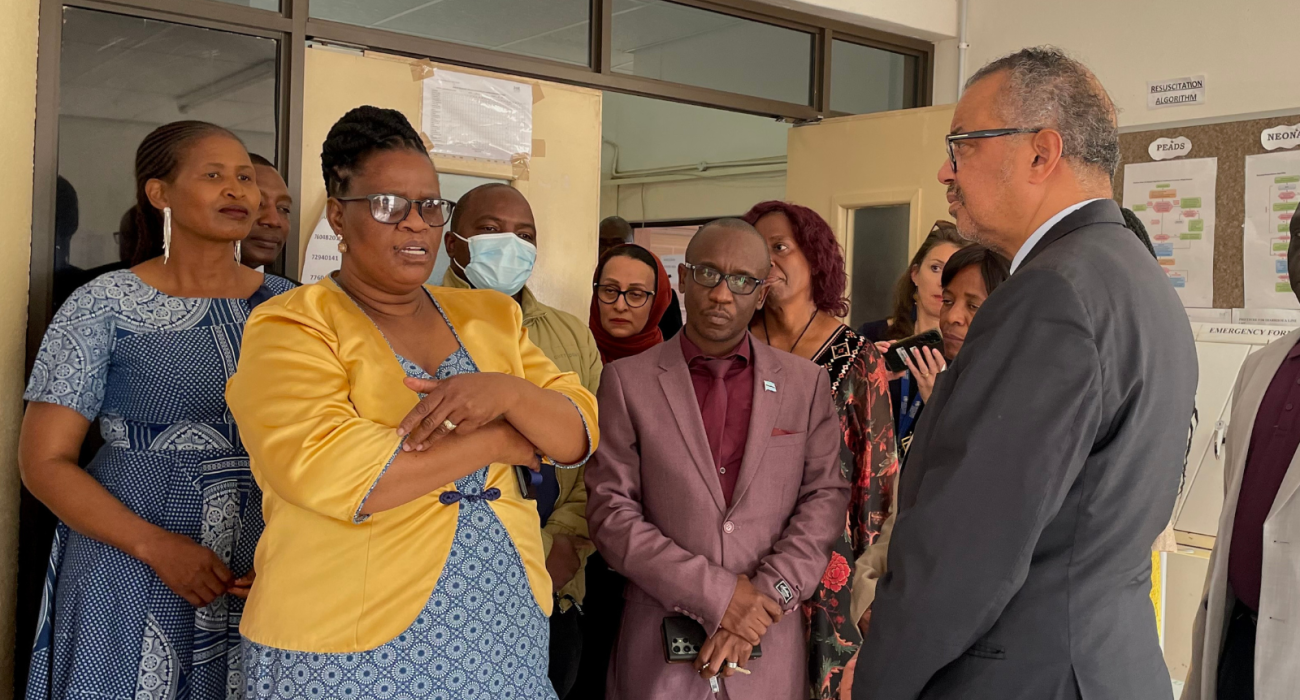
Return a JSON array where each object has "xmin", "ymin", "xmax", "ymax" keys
[
  {"xmin": 883, "ymin": 329, "xmax": 945, "ymax": 373},
  {"xmin": 515, "ymin": 465, "xmax": 540, "ymax": 500}
]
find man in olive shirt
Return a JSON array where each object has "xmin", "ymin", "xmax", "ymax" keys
[{"xmin": 442, "ymin": 184, "xmax": 600, "ymax": 698}]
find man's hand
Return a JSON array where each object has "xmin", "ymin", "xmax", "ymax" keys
[
  {"xmin": 694, "ymin": 629, "xmax": 752, "ymax": 679},
  {"xmin": 546, "ymin": 533, "xmax": 584, "ymax": 589},
  {"xmin": 719, "ymin": 575, "xmax": 783, "ymax": 645}
]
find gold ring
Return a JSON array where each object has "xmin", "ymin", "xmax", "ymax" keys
[{"xmin": 442, "ymin": 419, "xmax": 457, "ymax": 432}]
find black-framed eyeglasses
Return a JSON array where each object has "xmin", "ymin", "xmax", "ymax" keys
[
  {"xmin": 682, "ymin": 262, "xmax": 764, "ymax": 295},
  {"xmin": 594, "ymin": 284, "xmax": 655, "ymax": 308},
  {"xmin": 335, "ymin": 194, "xmax": 455, "ymax": 227},
  {"xmin": 945, "ymin": 128, "xmax": 1043, "ymax": 173}
]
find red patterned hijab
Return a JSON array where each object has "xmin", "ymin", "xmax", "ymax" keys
[{"xmin": 588, "ymin": 244, "xmax": 673, "ymax": 363}]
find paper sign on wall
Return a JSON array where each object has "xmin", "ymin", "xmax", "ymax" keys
[
  {"xmin": 301, "ymin": 211, "xmax": 341, "ymax": 284},
  {"xmin": 422, "ymin": 69, "xmax": 532, "ymax": 162},
  {"xmin": 1262, "ymin": 124, "xmax": 1300, "ymax": 151},
  {"xmin": 1243, "ymin": 151, "xmax": 1300, "ymax": 309},
  {"xmin": 1148, "ymin": 136, "xmax": 1192, "ymax": 160},
  {"xmin": 1122, "ymin": 157, "xmax": 1217, "ymax": 307},
  {"xmin": 1147, "ymin": 75, "xmax": 1206, "ymax": 110}
]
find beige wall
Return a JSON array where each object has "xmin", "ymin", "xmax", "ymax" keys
[
  {"xmin": 0, "ymin": 0, "xmax": 40, "ymax": 694},
  {"xmin": 965, "ymin": 0, "xmax": 1300, "ymax": 129},
  {"xmin": 301, "ymin": 47, "xmax": 603, "ymax": 317}
]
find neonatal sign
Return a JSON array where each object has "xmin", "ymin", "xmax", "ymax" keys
[
  {"xmin": 1148, "ymin": 136, "xmax": 1192, "ymax": 161},
  {"xmin": 1262, "ymin": 124, "xmax": 1300, "ymax": 151},
  {"xmin": 1148, "ymin": 75, "xmax": 1206, "ymax": 110}
]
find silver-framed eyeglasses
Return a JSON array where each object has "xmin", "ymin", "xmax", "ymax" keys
[
  {"xmin": 594, "ymin": 284, "xmax": 655, "ymax": 308},
  {"xmin": 335, "ymin": 194, "xmax": 455, "ymax": 227},
  {"xmin": 945, "ymin": 128, "xmax": 1043, "ymax": 173},
  {"xmin": 682, "ymin": 262, "xmax": 764, "ymax": 295}
]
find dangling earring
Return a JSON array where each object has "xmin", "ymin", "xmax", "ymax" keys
[
  {"xmin": 337, "ymin": 237, "xmax": 348, "ymax": 253},
  {"xmin": 162, "ymin": 206, "xmax": 172, "ymax": 264},
  {"xmin": 234, "ymin": 241, "xmax": 242, "ymax": 263}
]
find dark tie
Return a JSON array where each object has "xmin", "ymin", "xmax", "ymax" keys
[{"xmin": 702, "ymin": 357, "xmax": 731, "ymax": 475}]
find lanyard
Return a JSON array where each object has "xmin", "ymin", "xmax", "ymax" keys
[{"xmin": 897, "ymin": 372, "xmax": 924, "ymax": 440}]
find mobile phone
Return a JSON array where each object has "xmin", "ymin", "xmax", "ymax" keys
[
  {"xmin": 515, "ymin": 465, "xmax": 541, "ymax": 500},
  {"xmin": 883, "ymin": 329, "xmax": 945, "ymax": 373}
]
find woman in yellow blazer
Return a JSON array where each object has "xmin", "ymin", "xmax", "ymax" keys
[{"xmin": 226, "ymin": 106, "xmax": 596, "ymax": 700}]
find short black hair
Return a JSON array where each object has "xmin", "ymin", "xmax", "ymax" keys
[
  {"xmin": 686, "ymin": 218, "xmax": 770, "ymax": 273},
  {"xmin": 321, "ymin": 106, "xmax": 426, "ymax": 197},
  {"xmin": 448, "ymin": 183, "xmax": 520, "ymax": 233},
  {"xmin": 248, "ymin": 152, "xmax": 274, "ymax": 168},
  {"xmin": 941, "ymin": 244, "xmax": 1010, "ymax": 295},
  {"xmin": 599, "ymin": 215, "xmax": 634, "ymax": 241}
]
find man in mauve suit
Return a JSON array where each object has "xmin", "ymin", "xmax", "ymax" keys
[
  {"xmin": 852, "ymin": 48, "xmax": 1198, "ymax": 700},
  {"xmin": 587, "ymin": 219, "xmax": 848, "ymax": 700}
]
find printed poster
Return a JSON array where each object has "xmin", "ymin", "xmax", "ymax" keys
[
  {"xmin": 300, "ymin": 211, "xmax": 341, "ymax": 284},
  {"xmin": 1243, "ymin": 151, "xmax": 1300, "ymax": 309},
  {"xmin": 1122, "ymin": 158, "xmax": 1217, "ymax": 307}
]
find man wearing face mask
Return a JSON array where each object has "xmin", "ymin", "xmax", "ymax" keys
[{"xmin": 441, "ymin": 183, "xmax": 601, "ymax": 699}]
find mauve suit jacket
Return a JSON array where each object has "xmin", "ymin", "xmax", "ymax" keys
[{"xmin": 587, "ymin": 335, "xmax": 848, "ymax": 700}]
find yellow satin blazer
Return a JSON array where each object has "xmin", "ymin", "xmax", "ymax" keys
[{"xmin": 226, "ymin": 277, "xmax": 598, "ymax": 652}]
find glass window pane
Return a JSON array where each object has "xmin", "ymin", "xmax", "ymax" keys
[
  {"xmin": 210, "ymin": 0, "xmax": 280, "ymax": 10},
  {"xmin": 55, "ymin": 8, "xmax": 278, "ymax": 304},
  {"xmin": 310, "ymin": 0, "xmax": 591, "ymax": 66},
  {"xmin": 831, "ymin": 40, "xmax": 915, "ymax": 115},
  {"xmin": 612, "ymin": 0, "xmax": 813, "ymax": 105},
  {"xmin": 849, "ymin": 204, "xmax": 911, "ymax": 329}
]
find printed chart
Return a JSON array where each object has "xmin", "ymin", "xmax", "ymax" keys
[
  {"xmin": 1243, "ymin": 151, "xmax": 1300, "ymax": 309},
  {"xmin": 1122, "ymin": 158, "xmax": 1218, "ymax": 307}
]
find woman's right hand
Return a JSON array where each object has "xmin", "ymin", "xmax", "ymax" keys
[
  {"xmin": 494, "ymin": 420, "xmax": 542, "ymax": 470},
  {"xmin": 874, "ymin": 341, "xmax": 907, "ymax": 382},
  {"xmin": 137, "ymin": 529, "xmax": 233, "ymax": 607}
]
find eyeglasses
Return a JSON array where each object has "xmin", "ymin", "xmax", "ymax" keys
[
  {"xmin": 682, "ymin": 262, "xmax": 764, "ymax": 295},
  {"xmin": 335, "ymin": 194, "xmax": 455, "ymax": 227},
  {"xmin": 594, "ymin": 284, "xmax": 655, "ymax": 308},
  {"xmin": 945, "ymin": 128, "xmax": 1043, "ymax": 173}
]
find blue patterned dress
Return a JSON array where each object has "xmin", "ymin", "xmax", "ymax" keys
[
  {"xmin": 241, "ymin": 324, "xmax": 556, "ymax": 700},
  {"xmin": 23, "ymin": 269, "xmax": 296, "ymax": 700}
]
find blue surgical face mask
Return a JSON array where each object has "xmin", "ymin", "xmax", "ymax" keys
[{"xmin": 452, "ymin": 231, "xmax": 537, "ymax": 297}]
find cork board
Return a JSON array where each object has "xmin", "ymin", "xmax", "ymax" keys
[{"xmin": 1115, "ymin": 116, "xmax": 1300, "ymax": 308}]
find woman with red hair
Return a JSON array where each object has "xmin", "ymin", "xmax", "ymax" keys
[{"xmin": 741, "ymin": 200, "xmax": 898, "ymax": 700}]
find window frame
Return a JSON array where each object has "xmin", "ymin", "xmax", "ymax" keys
[{"xmin": 27, "ymin": 0, "xmax": 932, "ymax": 368}]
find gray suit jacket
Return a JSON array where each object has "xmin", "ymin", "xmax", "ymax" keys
[{"xmin": 853, "ymin": 199, "xmax": 1198, "ymax": 700}]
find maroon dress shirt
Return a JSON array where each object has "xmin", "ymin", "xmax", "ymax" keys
[
  {"xmin": 681, "ymin": 332, "xmax": 754, "ymax": 506},
  {"xmin": 1228, "ymin": 340, "xmax": 1300, "ymax": 611}
]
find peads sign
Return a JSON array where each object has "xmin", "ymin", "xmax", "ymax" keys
[
  {"xmin": 1261, "ymin": 124, "xmax": 1300, "ymax": 151},
  {"xmin": 1148, "ymin": 136, "xmax": 1192, "ymax": 161},
  {"xmin": 1148, "ymin": 75, "xmax": 1206, "ymax": 110}
]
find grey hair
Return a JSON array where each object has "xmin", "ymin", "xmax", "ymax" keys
[{"xmin": 967, "ymin": 46, "xmax": 1119, "ymax": 179}]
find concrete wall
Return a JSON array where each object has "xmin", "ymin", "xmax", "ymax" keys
[
  {"xmin": 0, "ymin": 0, "xmax": 40, "ymax": 694},
  {"xmin": 963, "ymin": 0, "xmax": 1300, "ymax": 128}
]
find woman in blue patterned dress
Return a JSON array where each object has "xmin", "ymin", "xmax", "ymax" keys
[
  {"xmin": 19, "ymin": 121, "xmax": 295, "ymax": 700},
  {"xmin": 225, "ymin": 106, "xmax": 597, "ymax": 700}
]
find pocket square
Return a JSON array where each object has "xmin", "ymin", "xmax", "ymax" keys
[{"xmin": 771, "ymin": 428, "xmax": 800, "ymax": 437}]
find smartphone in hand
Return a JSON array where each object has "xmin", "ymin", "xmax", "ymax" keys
[{"xmin": 883, "ymin": 329, "xmax": 945, "ymax": 373}]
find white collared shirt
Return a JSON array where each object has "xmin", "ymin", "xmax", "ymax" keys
[{"xmin": 1009, "ymin": 198, "xmax": 1106, "ymax": 274}]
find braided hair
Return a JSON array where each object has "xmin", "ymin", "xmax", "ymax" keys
[
  {"xmin": 321, "ymin": 106, "xmax": 426, "ymax": 198},
  {"xmin": 120, "ymin": 121, "xmax": 241, "ymax": 266},
  {"xmin": 1120, "ymin": 206, "xmax": 1158, "ymax": 259}
]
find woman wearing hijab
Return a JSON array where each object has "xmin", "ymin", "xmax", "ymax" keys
[{"xmin": 570, "ymin": 242, "xmax": 673, "ymax": 700}]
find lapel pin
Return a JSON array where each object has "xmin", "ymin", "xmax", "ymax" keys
[{"xmin": 763, "ymin": 380, "xmax": 777, "ymax": 393}]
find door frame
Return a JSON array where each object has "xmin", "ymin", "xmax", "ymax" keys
[{"xmin": 831, "ymin": 188, "xmax": 925, "ymax": 321}]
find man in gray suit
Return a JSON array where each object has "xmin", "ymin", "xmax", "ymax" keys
[{"xmin": 852, "ymin": 47, "xmax": 1198, "ymax": 700}]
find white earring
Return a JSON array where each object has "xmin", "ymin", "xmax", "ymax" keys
[
  {"xmin": 162, "ymin": 206, "xmax": 172, "ymax": 264},
  {"xmin": 234, "ymin": 240, "xmax": 242, "ymax": 263}
]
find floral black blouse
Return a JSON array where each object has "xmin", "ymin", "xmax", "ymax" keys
[{"xmin": 803, "ymin": 325, "xmax": 898, "ymax": 699}]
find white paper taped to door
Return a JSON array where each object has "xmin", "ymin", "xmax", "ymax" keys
[
  {"xmin": 301, "ymin": 211, "xmax": 341, "ymax": 284},
  {"xmin": 422, "ymin": 69, "xmax": 532, "ymax": 163}
]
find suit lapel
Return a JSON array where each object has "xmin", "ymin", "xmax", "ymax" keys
[
  {"xmin": 1020, "ymin": 199, "xmax": 1124, "ymax": 270},
  {"xmin": 657, "ymin": 342, "xmax": 727, "ymax": 512},
  {"xmin": 1263, "ymin": 331, "xmax": 1300, "ymax": 518},
  {"xmin": 729, "ymin": 342, "xmax": 783, "ymax": 510}
]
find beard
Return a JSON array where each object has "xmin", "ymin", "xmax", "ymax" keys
[{"xmin": 949, "ymin": 184, "xmax": 991, "ymax": 246}]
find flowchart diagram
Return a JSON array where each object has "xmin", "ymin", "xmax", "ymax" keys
[
  {"xmin": 1123, "ymin": 158, "xmax": 1218, "ymax": 307},
  {"xmin": 1244, "ymin": 151, "xmax": 1300, "ymax": 309}
]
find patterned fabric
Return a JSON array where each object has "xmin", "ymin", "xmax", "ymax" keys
[
  {"xmin": 24, "ymin": 269, "xmax": 295, "ymax": 700},
  {"xmin": 242, "ymin": 334, "xmax": 557, "ymax": 700},
  {"xmin": 802, "ymin": 325, "xmax": 899, "ymax": 699}
]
